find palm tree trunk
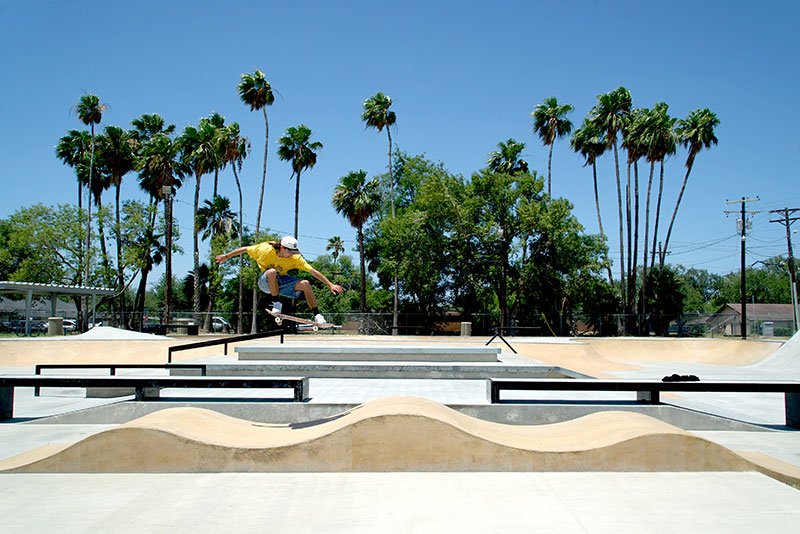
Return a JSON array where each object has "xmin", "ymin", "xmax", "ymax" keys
[
  {"xmin": 388, "ymin": 128, "xmax": 398, "ymax": 336},
  {"xmin": 660, "ymin": 157, "xmax": 695, "ymax": 268},
  {"xmin": 84, "ymin": 126, "xmax": 95, "ymax": 331},
  {"xmin": 650, "ymin": 160, "xmax": 665, "ymax": 268},
  {"xmin": 293, "ymin": 171, "xmax": 301, "ymax": 238},
  {"xmin": 233, "ymin": 166, "xmax": 244, "ymax": 334},
  {"xmin": 96, "ymin": 197, "xmax": 113, "ymax": 287},
  {"xmin": 642, "ymin": 162, "xmax": 655, "ymax": 330},
  {"xmin": 193, "ymin": 174, "xmax": 202, "ymax": 322},
  {"xmin": 613, "ymin": 140, "xmax": 626, "ymax": 309},
  {"xmin": 115, "ymin": 184, "xmax": 125, "ymax": 327},
  {"xmin": 625, "ymin": 162, "xmax": 632, "ymax": 307},
  {"xmin": 547, "ymin": 142, "xmax": 554, "ymax": 196},
  {"xmin": 630, "ymin": 162, "xmax": 640, "ymax": 333},
  {"xmin": 592, "ymin": 162, "xmax": 614, "ymax": 285},
  {"xmin": 251, "ymin": 107, "xmax": 270, "ymax": 334},
  {"xmin": 358, "ymin": 225, "xmax": 367, "ymax": 312}
]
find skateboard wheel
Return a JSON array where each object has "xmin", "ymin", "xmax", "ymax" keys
[
  {"xmin": 312, "ymin": 326, "xmax": 319, "ymax": 332},
  {"xmin": 275, "ymin": 317, "xmax": 283, "ymax": 325}
]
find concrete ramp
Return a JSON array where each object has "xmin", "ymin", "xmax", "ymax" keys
[
  {"xmin": 236, "ymin": 345, "xmax": 501, "ymax": 362},
  {"xmin": 748, "ymin": 330, "xmax": 800, "ymax": 377},
  {"xmin": 2, "ymin": 397, "xmax": 798, "ymax": 486}
]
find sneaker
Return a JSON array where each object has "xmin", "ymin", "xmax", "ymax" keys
[
  {"xmin": 313, "ymin": 313, "xmax": 327, "ymax": 324},
  {"xmin": 270, "ymin": 301, "xmax": 283, "ymax": 314}
]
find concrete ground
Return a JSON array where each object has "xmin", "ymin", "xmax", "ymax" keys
[{"xmin": 1, "ymin": 332, "xmax": 799, "ymax": 532}]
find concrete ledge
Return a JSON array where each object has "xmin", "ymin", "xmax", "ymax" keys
[
  {"xmin": 172, "ymin": 362, "xmax": 581, "ymax": 380},
  {"xmin": 86, "ymin": 388, "xmax": 136, "ymax": 398},
  {"xmin": 26, "ymin": 400, "xmax": 770, "ymax": 432},
  {"xmin": 235, "ymin": 345, "xmax": 501, "ymax": 362}
]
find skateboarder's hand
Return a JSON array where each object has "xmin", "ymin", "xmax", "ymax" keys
[
  {"xmin": 330, "ymin": 284, "xmax": 344, "ymax": 295},
  {"xmin": 215, "ymin": 254, "xmax": 227, "ymax": 264}
]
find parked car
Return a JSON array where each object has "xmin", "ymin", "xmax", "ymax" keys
[
  {"xmin": 212, "ymin": 316, "xmax": 232, "ymax": 333},
  {"xmin": 63, "ymin": 319, "xmax": 77, "ymax": 333}
]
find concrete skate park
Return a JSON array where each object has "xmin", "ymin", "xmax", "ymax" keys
[{"xmin": 2, "ymin": 328, "xmax": 800, "ymax": 532}]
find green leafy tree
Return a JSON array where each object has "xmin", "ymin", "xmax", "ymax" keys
[
  {"xmin": 277, "ymin": 124, "xmax": 323, "ymax": 238},
  {"xmin": 469, "ymin": 167, "xmax": 544, "ymax": 328},
  {"xmin": 640, "ymin": 266, "xmax": 685, "ymax": 335},
  {"xmin": 4, "ymin": 204, "xmax": 93, "ymax": 322},
  {"xmin": 332, "ymin": 171, "xmax": 381, "ymax": 312},
  {"xmin": 532, "ymin": 96, "xmax": 573, "ymax": 195}
]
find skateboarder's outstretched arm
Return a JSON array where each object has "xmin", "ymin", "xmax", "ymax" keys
[
  {"xmin": 215, "ymin": 247, "xmax": 248, "ymax": 264},
  {"xmin": 309, "ymin": 268, "xmax": 344, "ymax": 295}
]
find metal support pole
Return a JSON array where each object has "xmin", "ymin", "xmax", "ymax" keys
[{"xmin": 740, "ymin": 198, "xmax": 747, "ymax": 339}]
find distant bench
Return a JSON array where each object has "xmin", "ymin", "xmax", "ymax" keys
[
  {"xmin": 0, "ymin": 375, "xmax": 309, "ymax": 419},
  {"xmin": 487, "ymin": 378, "xmax": 800, "ymax": 428},
  {"xmin": 154, "ymin": 323, "xmax": 199, "ymax": 336}
]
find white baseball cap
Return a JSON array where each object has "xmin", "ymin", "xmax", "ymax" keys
[{"xmin": 280, "ymin": 236, "xmax": 300, "ymax": 251}]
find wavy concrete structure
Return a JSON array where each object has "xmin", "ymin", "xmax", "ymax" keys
[{"xmin": 1, "ymin": 397, "xmax": 798, "ymax": 485}]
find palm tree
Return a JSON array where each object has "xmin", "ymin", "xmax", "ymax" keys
[
  {"xmin": 332, "ymin": 170, "xmax": 381, "ymax": 312},
  {"xmin": 56, "ymin": 130, "xmax": 92, "ymax": 210},
  {"xmin": 131, "ymin": 113, "xmax": 176, "ymax": 142},
  {"xmin": 75, "ymin": 94, "xmax": 106, "ymax": 297},
  {"xmin": 487, "ymin": 139, "xmax": 529, "ymax": 175},
  {"xmin": 238, "ymin": 69, "xmax": 275, "ymax": 333},
  {"xmin": 570, "ymin": 120, "xmax": 612, "ymax": 284},
  {"xmin": 326, "ymin": 236, "xmax": 345, "ymax": 265},
  {"xmin": 621, "ymin": 108, "xmax": 649, "ymax": 325},
  {"xmin": 196, "ymin": 196, "xmax": 238, "ymax": 241},
  {"xmin": 179, "ymin": 116, "xmax": 223, "ymax": 319},
  {"xmin": 362, "ymin": 92, "xmax": 398, "ymax": 333},
  {"xmin": 660, "ymin": 108, "xmax": 719, "ymax": 268},
  {"xmin": 647, "ymin": 104, "xmax": 678, "ymax": 268},
  {"xmin": 197, "ymin": 195, "xmax": 238, "ymax": 331},
  {"xmin": 220, "ymin": 123, "xmax": 250, "ymax": 333},
  {"xmin": 588, "ymin": 87, "xmax": 632, "ymax": 306},
  {"xmin": 98, "ymin": 125, "xmax": 136, "ymax": 320},
  {"xmin": 277, "ymin": 125, "xmax": 323, "ymax": 238},
  {"xmin": 135, "ymin": 132, "xmax": 184, "ymax": 325},
  {"xmin": 532, "ymin": 97, "xmax": 573, "ymax": 195}
]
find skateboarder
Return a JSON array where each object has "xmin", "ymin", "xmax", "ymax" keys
[{"xmin": 215, "ymin": 235, "xmax": 343, "ymax": 324}]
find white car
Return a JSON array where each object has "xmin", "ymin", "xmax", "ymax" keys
[
  {"xmin": 211, "ymin": 317, "xmax": 232, "ymax": 333},
  {"xmin": 63, "ymin": 319, "xmax": 77, "ymax": 333}
]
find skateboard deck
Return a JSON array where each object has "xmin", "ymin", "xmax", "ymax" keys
[{"xmin": 266, "ymin": 310, "xmax": 339, "ymax": 331}]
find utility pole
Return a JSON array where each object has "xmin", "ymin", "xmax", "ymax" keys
[
  {"xmin": 725, "ymin": 197, "xmax": 759, "ymax": 339},
  {"xmin": 769, "ymin": 208, "xmax": 800, "ymax": 332}
]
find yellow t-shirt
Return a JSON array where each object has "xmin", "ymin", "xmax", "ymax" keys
[{"xmin": 246, "ymin": 242, "xmax": 313, "ymax": 275}]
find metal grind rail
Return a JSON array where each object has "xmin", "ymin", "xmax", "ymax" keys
[
  {"xmin": 33, "ymin": 363, "xmax": 208, "ymax": 396},
  {"xmin": 167, "ymin": 329, "xmax": 285, "ymax": 363}
]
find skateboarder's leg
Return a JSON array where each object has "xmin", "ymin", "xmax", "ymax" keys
[
  {"xmin": 258, "ymin": 270, "xmax": 283, "ymax": 313},
  {"xmin": 294, "ymin": 279, "xmax": 317, "ymax": 309}
]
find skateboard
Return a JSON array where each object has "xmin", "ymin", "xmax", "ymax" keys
[{"xmin": 266, "ymin": 310, "xmax": 339, "ymax": 331}]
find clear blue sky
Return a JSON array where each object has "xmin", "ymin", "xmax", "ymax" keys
[{"xmin": 1, "ymin": 0, "xmax": 799, "ymax": 285}]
